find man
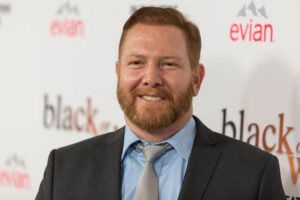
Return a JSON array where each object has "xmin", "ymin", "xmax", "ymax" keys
[{"xmin": 36, "ymin": 7, "xmax": 285, "ymax": 200}]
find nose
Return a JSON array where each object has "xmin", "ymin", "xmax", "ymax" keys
[{"xmin": 142, "ymin": 62, "xmax": 163, "ymax": 87}]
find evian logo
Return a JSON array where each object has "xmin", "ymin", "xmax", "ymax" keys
[
  {"xmin": 50, "ymin": 2, "xmax": 85, "ymax": 37},
  {"xmin": 230, "ymin": 1, "xmax": 274, "ymax": 42},
  {"xmin": 0, "ymin": 154, "xmax": 31, "ymax": 190}
]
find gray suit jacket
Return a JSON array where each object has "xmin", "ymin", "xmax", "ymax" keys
[{"xmin": 36, "ymin": 116, "xmax": 285, "ymax": 200}]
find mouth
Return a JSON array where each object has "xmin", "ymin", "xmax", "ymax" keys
[
  {"xmin": 135, "ymin": 89, "xmax": 170, "ymax": 104},
  {"xmin": 140, "ymin": 95, "xmax": 163, "ymax": 101}
]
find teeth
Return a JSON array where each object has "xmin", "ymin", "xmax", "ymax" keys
[{"xmin": 142, "ymin": 96, "xmax": 162, "ymax": 101}]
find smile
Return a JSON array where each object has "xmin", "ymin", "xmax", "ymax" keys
[{"xmin": 141, "ymin": 96, "xmax": 163, "ymax": 101}]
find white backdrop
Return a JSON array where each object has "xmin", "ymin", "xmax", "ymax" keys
[{"xmin": 0, "ymin": 0, "xmax": 299, "ymax": 199}]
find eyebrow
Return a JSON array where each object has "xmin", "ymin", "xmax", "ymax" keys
[
  {"xmin": 160, "ymin": 56, "xmax": 180, "ymax": 60},
  {"xmin": 126, "ymin": 54, "xmax": 180, "ymax": 60},
  {"xmin": 126, "ymin": 54, "xmax": 144, "ymax": 59}
]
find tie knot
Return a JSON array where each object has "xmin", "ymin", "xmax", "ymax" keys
[{"xmin": 136, "ymin": 142, "xmax": 172, "ymax": 162}]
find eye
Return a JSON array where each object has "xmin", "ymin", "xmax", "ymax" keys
[
  {"xmin": 165, "ymin": 62, "xmax": 176, "ymax": 66},
  {"xmin": 129, "ymin": 60, "xmax": 142, "ymax": 65},
  {"xmin": 162, "ymin": 62, "xmax": 178, "ymax": 68},
  {"xmin": 127, "ymin": 60, "xmax": 145, "ymax": 70}
]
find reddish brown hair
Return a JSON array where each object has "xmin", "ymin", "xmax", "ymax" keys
[{"xmin": 118, "ymin": 7, "xmax": 201, "ymax": 69}]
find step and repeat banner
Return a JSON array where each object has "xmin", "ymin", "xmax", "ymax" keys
[{"xmin": 0, "ymin": 0, "xmax": 299, "ymax": 199}]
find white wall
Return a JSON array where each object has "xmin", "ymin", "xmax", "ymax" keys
[{"xmin": 0, "ymin": 0, "xmax": 299, "ymax": 199}]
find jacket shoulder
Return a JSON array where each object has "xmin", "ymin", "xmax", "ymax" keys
[
  {"xmin": 53, "ymin": 127, "xmax": 125, "ymax": 162},
  {"xmin": 214, "ymin": 131, "xmax": 274, "ymax": 159},
  {"xmin": 194, "ymin": 116, "xmax": 274, "ymax": 162}
]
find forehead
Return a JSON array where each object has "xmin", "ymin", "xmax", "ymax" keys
[{"xmin": 121, "ymin": 24, "xmax": 188, "ymax": 58}]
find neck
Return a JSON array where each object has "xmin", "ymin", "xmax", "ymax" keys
[{"xmin": 125, "ymin": 107, "xmax": 193, "ymax": 143}]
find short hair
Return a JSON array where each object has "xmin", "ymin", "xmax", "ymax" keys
[{"xmin": 118, "ymin": 7, "xmax": 201, "ymax": 69}]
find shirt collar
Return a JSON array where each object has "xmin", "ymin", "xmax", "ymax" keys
[
  {"xmin": 121, "ymin": 117, "xmax": 196, "ymax": 161},
  {"xmin": 121, "ymin": 126, "xmax": 141, "ymax": 160}
]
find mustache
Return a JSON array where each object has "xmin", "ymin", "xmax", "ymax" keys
[{"xmin": 131, "ymin": 88, "xmax": 173, "ymax": 100}]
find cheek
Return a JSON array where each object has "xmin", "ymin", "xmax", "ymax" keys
[
  {"xmin": 165, "ymin": 79, "xmax": 193, "ymax": 102},
  {"xmin": 165, "ymin": 74, "xmax": 191, "ymax": 92},
  {"xmin": 119, "ymin": 76, "xmax": 140, "ymax": 93},
  {"xmin": 120, "ymin": 70, "xmax": 144, "ymax": 90}
]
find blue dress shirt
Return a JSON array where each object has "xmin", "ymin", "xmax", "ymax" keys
[{"xmin": 121, "ymin": 117, "xmax": 196, "ymax": 200}]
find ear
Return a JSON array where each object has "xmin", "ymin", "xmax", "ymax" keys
[
  {"xmin": 192, "ymin": 63, "xmax": 205, "ymax": 96},
  {"xmin": 116, "ymin": 61, "xmax": 120, "ymax": 78}
]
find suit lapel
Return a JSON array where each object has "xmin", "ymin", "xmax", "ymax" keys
[
  {"xmin": 92, "ymin": 117, "xmax": 221, "ymax": 199},
  {"xmin": 178, "ymin": 117, "xmax": 222, "ymax": 200},
  {"xmin": 95, "ymin": 128, "xmax": 125, "ymax": 200}
]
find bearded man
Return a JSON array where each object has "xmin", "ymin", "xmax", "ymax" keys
[{"xmin": 36, "ymin": 7, "xmax": 285, "ymax": 200}]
